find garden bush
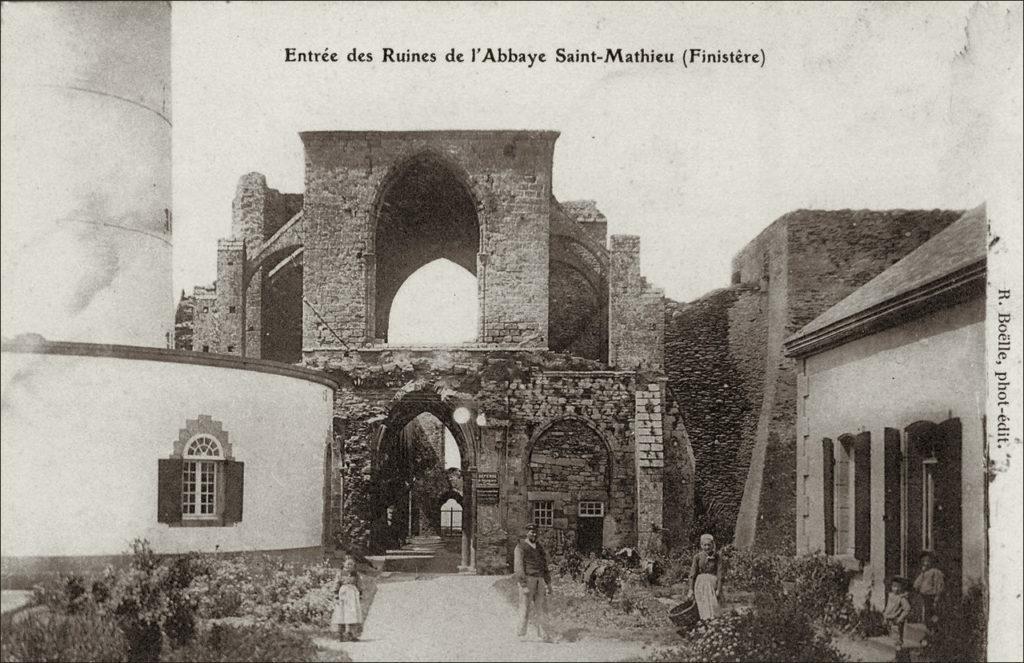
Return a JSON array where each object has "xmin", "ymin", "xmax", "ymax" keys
[
  {"xmin": 646, "ymin": 595, "xmax": 846, "ymax": 662},
  {"xmin": 161, "ymin": 623, "xmax": 318, "ymax": 662},
  {"xmin": 921, "ymin": 585, "xmax": 986, "ymax": 662},
  {"xmin": 189, "ymin": 554, "xmax": 339, "ymax": 625},
  {"xmin": 0, "ymin": 609, "xmax": 129, "ymax": 662}
]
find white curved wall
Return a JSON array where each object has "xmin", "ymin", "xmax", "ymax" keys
[
  {"xmin": 0, "ymin": 3, "xmax": 173, "ymax": 347},
  {"xmin": 0, "ymin": 346, "xmax": 333, "ymax": 557}
]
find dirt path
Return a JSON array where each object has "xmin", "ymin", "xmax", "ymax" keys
[{"xmin": 318, "ymin": 574, "xmax": 658, "ymax": 662}]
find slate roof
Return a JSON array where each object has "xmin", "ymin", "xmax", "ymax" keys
[{"xmin": 786, "ymin": 205, "xmax": 986, "ymax": 353}]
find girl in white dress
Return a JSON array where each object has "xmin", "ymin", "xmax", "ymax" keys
[{"xmin": 331, "ymin": 558, "xmax": 363, "ymax": 641}]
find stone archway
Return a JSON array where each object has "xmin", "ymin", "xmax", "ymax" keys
[
  {"xmin": 369, "ymin": 151, "xmax": 481, "ymax": 344},
  {"xmin": 369, "ymin": 385, "xmax": 484, "ymax": 571}
]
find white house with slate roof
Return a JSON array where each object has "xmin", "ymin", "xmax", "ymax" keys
[{"xmin": 784, "ymin": 205, "xmax": 987, "ymax": 609}]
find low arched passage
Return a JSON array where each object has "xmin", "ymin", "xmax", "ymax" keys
[
  {"xmin": 367, "ymin": 389, "xmax": 482, "ymax": 569},
  {"xmin": 525, "ymin": 416, "xmax": 613, "ymax": 554}
]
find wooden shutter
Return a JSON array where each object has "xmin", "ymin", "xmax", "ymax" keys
[
  {"xmin": 853, "ymin": 432, "xmax": 872, "ymax": 562},
  {"xmin": 822, "ymin": 438, "xmax": 835, "ymax": 555},
  {"xmin": 883, "ymin": 428, "xmax": 902, "ymax": 580},
  {"xmin": 223, "ymin": 461, "xmax": 245, "ymax": 524},
  {"xmin": 158, "ymin": 458, "xmax": 183, "ymax": 524},
  {"xmin": 936, "ymin": 418, "xmax": 962, "ymax": 595}
]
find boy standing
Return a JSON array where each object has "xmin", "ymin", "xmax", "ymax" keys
[
  {"xmin": 883, "ymin": 576, "xmax": 913, "ymax": 650},
  {"xmin": 913, "ymin": 551, "xmax": 945, "ymax": 627}
]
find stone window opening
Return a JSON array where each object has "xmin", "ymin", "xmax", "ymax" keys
[{"xmin": 531, "ymin": 500, "xmax": 554, "ymax": 527}]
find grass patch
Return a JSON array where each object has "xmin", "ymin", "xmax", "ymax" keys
[{"xmin": 493, "ymin": 576, "xmax": 681, "ymax": 645}]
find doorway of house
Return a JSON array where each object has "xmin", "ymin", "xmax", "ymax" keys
[{"xmin": 576, "ymin": 501, "xmax": 605, "ymax": 554}]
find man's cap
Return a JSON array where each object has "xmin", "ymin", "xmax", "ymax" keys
[{"xmin": 525, "ymin": 523, "xmax": 538, "ymax": 532}]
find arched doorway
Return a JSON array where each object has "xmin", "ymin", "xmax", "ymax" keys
[
  {"xmin": 370, "ymin": 390, "xmax": 481, "ymax": 571},
  {"xmin": 371, "ymin": 153, "xmax": 480, "ymax": 344},
  {"xmin": 526, "ymin": 417, "xmax": 612, "ymax": 554}
]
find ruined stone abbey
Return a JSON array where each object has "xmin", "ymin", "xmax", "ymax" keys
[{"xmin": 188, "ymin": 130, "xmax": 965, "ymax": 573}]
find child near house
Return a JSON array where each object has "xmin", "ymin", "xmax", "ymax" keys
[
  {"xmin": 332, "ymin": 558, "xmax": 364, "ymax": 642},
  {"xmin": 913, "ymin": 551, "xmax": 945, "ymax": 627},
  {"xmin": 883, "ymin": 576, "xmax": 913, "ymax": 650}
]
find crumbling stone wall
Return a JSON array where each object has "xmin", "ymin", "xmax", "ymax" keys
[
  {"xmin": 664, "ymin": 286, "xmax": 767, "ymax": 544},
  {"xmin": 661, "ymin": 389, "xmax": 695, "ymax": 549},
  {"xmin": 749, "ymin": 209, "xmax": 963, "ymax": 553},
  {"xmin": 609, "ymin": 235, "xmax": 664, "ymax": 372},
  {"xmin": 528, "ymin": 418, "xmax": 609, "ymax": 493},
  {"xmin": 301, "ymin": 131, "xmax": 557, "ymax": 348},
  {"xmin": 191, "ymin": 130, "xmax": 683, "ymax": 571},
  {"xmin": 548, "ymin": 200, "xmax": 609, "ymax": 361}
]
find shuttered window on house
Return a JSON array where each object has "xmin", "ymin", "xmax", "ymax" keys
[
  {"xmin": 157, "ymin": 456, "xmax": 244, "ymax": 526},
  {"xmin": 883, "ymin": 428, "xmax": 902, "ymax": 580},
  {"xmin": 822, "ymin": 438, "xmax": 835, "ymax": 555},
  {"xmin": 853, "ymin": 432, "xmax": 872, "ymax": 562}
]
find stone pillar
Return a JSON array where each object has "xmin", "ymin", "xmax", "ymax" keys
[
  {"xmin": 609, "ymin": 235, "xmax": 664, "ymax": 371},
  {"xmin": 634, "ymin": 380, "xmax": 666, "ymax": 553},
  {"xmin": 232, "ymin": 173, "xmax": 271, "ymax": 358},
  {"xmin": 215, "ymin": 239, "xmax": 245, "ymax": 355}
]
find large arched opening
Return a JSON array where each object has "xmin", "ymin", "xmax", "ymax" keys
[
  {"xmin": 370, "ymin": 391, "xmax": 480, "ymax": 571},
  {"xmin": 371, "ymin": 153, "xmax": 480, "ymax": 344},
  {"xmin": 387, "ymin": 258, "xmax": 477, "ymax": 345}
]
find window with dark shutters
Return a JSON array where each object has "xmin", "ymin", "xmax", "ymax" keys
[
  {"xmin": 822, "ymin": 438, "xmax": 835, "ymax": 555},
  {"xmin": 158, "ymin": 458, "xmax": 184, "ymax": 524},
  {"xmin": 160, "ymin": 416, "xmax": 243, "ymax": 527},
  {"xmin": 883, "ymin": 428, "xmax": 902, "ymax": 580},
  {"xmin": 853, "ymin": 432, "xmax": 872, "ymax": 562},
  {"xmin": 223, "ymin": 461, "xmax": 245, "ymax": 524}
]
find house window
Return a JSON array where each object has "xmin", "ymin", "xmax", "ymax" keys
[
  {"xmin": 922, "ymin": 457, "xmax": 937, "ymax": 551},
  {"xmin": 531, "ymin": 500, "xmax": 554, "ymax": 527},
  {"xmin": 226, "ymin": 345, "xmax": 235, "ymax": 353},
  {"xmin": 834, "ymin": 439, "xmax": 854, "ymax": 555},
  {"xmin": 202, "ymin": 345, "xmax": 210, "ymax": 353},
  {"xmin": 182, "ymin": 435, "xmax": 222, "ymax": 519},
  {"xmin": 229, "ymin": 306, "xmax": 236, "ymax": 313},
  {"xmin": 158, "ymin": 415, "xmax": 244, "ymax": 528},
  {"xmin": 578, "ymin": 501, "xmax": 605, "ymax": 517}
]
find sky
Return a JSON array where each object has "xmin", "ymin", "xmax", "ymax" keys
[{"xmin": 171, "ymin": 1, "xmax": 1017, "ymax": 310}]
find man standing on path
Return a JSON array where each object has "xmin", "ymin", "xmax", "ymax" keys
[{"xmin": 513, "ymin": 523, "xmax": 553, "ymax": 641}]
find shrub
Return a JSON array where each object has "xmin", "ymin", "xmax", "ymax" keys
[
  {"xmin": 921, "ymin": 585, "xmax": 986, "ymax": 662},
  {"xmin": 161, "ymin": 623, "xmax": 318, "ymax": 662},
  {"xmin": 0, "ymin": 609, "xmax": 129, "ymax": 662},
  {"xmin": 684, "ymin": 596, "xmax": 846, "ymax": 662},
  {"xmin": 190, "ymin": 553, "xmax": 341, "ymax": 626}
]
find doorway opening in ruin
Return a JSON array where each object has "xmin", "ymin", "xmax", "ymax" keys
[
  {"xmin": 371, "ymin": 152, "xmax": 480, "ymax": 344},
  {"xmin": 526, "ymin": 416, "xmax": 612, "ymax": 554},
  {"xmin": 261, "ymin": 248, "xmax": 303, "ymax": 363},
  {"xmin": 387, "ymin": 258, "xmax": 477, "ymax": 345},
  {"xmin": 371, "ymin": 392, "xmax": 479, "ymax": 572}
]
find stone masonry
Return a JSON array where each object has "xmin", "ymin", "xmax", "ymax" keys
[{"xmin": 192, "ymin": 130, "xmax": 686, "ymax": 572}]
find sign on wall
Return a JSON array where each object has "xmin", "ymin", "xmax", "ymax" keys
[{"xmin": 476, "ymin": 472, "xmax": 499, "ymax": 504}]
